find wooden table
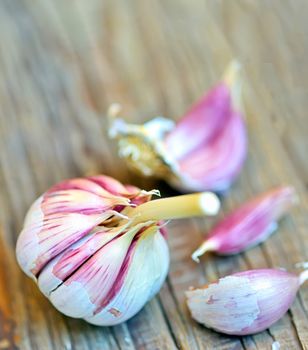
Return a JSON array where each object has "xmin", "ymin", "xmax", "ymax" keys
[{"xmin": 1, "ymin": 1, "xmax": 307, "ymax": 349}]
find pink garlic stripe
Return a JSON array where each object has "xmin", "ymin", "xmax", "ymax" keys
[
  {"xmin": 192, "ymin": 186, "xmax": 298, "ymax": 262},
  {"xmin": 186, "ymin": 268, "xmax": 307, "ymax": 335},
  {"xmin": 16, "ymin": 175, "xmax": 151, "ymax": 278}
]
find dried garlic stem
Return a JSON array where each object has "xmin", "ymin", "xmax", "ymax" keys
[
  {"xmin": 128, "ymin": 192, "xmax": 220, "ymax": 224},
  {"xmin": 223, "ymin": 59, "xmax": 242, "ymax": 113}
]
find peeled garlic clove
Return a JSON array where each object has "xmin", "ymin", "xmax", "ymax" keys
[
  {"xmin": 192, "ymin": 186, "xmax": 297, "ymax": 262},
  {"xmin": 16, "ymin": 175, "xmax": 220, "ymax": 325},
  {"xmin": 186, "ymin": 268, "xmax": 307, "ymax": 335},
  {"xmin": 108, "ymin": 60, "xmax": 247, "ymax": 192}
]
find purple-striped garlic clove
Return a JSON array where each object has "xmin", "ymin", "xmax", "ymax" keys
[
  {"xmin": 186, "ymin": 268, "xmax": 308, "ymax": 335},
  {"xmin": 192, "ymin": 186, "xmax": 298, "ymax": 262},
  {"xmin": 16, "ymin": 175, "xmax": 220, "ymax": 325},
  {"xmin": 108, "ymin": 60, "xmax": 247, "ymax": 192}
]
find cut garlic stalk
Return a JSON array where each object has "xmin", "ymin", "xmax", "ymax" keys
[{"xmin": 127, "ymin": 191, "xmax": 220, "ymax": 224}]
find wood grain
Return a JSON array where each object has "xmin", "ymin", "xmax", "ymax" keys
[{"xmin": 0, "ymin": 0, "xmax": 307, "ymax": 349}]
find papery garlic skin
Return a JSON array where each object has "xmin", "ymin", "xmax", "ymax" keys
[
  {"xmin": 16, "ymin": 175, "xmax": 169, "ymax": 325},
  {"xmin": 186, "ymin": 269, "xmax": 303, "ymax": 335},
  {"xmin": 108, "ymin": 61, "xmax": 247, "ymax": 192},
  {"xmin": 192, "ymin": 186, "xmax": 297, "ymax": 262}
]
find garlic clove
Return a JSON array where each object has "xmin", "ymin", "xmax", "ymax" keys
[
  {"xmin": 165, "ymin": 61, "xmax": 242, "ymax": 161},
  {"xmin": 186, "ymin": 268, "xmax": 305, "ymax": 335},
  {"xmin": 85, "ymin": 226, "xmax": 169, "ymax": 325},
  {"xmin": 192, "ymin": 186, "xmax": 297, "ymax": 262},
  {"xmin": 165, "ymin": 60, "xmax": 246, "ymax": 192},
  {"xmin": 108, "ymin": 60, "xmax": 247, "ymax": 192}
]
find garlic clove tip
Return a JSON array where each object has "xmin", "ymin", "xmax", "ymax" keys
[{"xmin": 191, "ymin": 239, "xmax": 218, "ymax": 262}]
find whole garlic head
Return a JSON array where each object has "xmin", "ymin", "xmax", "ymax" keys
[
  {"xmin": 16, "ymin": 175, "xmax": 219, "ymax": 326},
  {"xmin": 16, "ymin": 175, "xmax": 169, "ymax": 325}
]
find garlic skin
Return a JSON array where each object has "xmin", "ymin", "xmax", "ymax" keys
[
  {"xmin": 192, "ymin": 186, "xmax": 297, "ymax": 262},
  {"xmin": 16, "ymin": 175, "xmax": 169, "ymax": 325},
  {"xmin": 16, "ymin": 175, "xmax": 219, "ymax": 325},
  {"xmin": 108, "ymin": 60, "xmax": 247, "ymax": 192},
  {"xmin": 186, "ymin": 268, "xmax": 306, "ymax": 335}
]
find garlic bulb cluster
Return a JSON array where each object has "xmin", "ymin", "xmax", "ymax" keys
[
  {"xmin": 108, "ymin": 61, "xmax": 247, "ymax": 193},
  {"xmin": 16, "ymin": 175, "xmax": 220, "ymax": 325},
  {"xmin": 192, "ymin": 186, "xmax": 298, "ymax": 262},
  {"xmin": 186, "ymin": 268, "xmax": 307, "ymax": 335}
]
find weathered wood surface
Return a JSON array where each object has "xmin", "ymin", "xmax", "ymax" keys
[{"xmin": 0, "ymin": 0, "xmax": 307, "ymax": 349}]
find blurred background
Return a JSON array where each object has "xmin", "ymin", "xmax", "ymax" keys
[{"xmin": 1, "ymin": 1, "xmax": 307, "ymax": 349}]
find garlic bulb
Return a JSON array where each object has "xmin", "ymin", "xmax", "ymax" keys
[
  {"xmin": 192, "ymin": 186, "xmax": 298, "ymax": 262},
  {"xmin": 186, "ymin": 268, "xmax": 308, "ymax": 335},
  {"xmin": 108, "ymin": 60, "xmax": 247, "ymax": 192},
  {"xmin": 16, "ymin": 175, "xmax": 220, "ymax": 325}
]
